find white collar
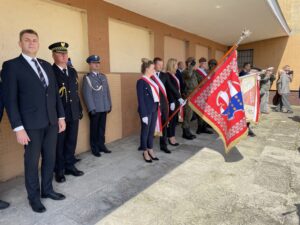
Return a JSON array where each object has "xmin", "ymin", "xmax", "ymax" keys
[
  {"xmin": 56, "ymin": 64, "xmax": 67, "ymax": 72},
  {"xmin": 22, "ymin": 53, "xmax": 37, "ymax": 63}
]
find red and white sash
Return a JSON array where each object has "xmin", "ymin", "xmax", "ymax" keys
[
  {"xmin": 169, "ymin": 73, "xmax": 184, "ymax": 122},
  {"xmin": 151, "ymin": 74, "xmax": 169, "ymax": 124},
  {"xmin": 142, "ymin": 76, "xmax": 162, "ymax": 136},
  {"xmin": 196, "ymin": 67, "xmax": 208, "ymax": 79}
]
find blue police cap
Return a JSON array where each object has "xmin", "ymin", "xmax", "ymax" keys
[{"xmin": 86, "ymin": 55, "xmax": 101, "ymax": 63}]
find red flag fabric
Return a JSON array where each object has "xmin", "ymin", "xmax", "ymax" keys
[{"xmin": 189, "ymin": 51, "xmax": 248, "ymax": 152}]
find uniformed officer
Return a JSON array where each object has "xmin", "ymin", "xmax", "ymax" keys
[
  {"xmin": 195, "ymin": 57, "xmax": 213, "ymax": 135},
  {"xmin": 82, "ymin": 55, "xmax": 112, "ymax": 157},
  {"xmin": 49, "ymin": 42, "xmax": 84, "ymax": 183},
  {"xmin": 182, "ymin": 57, "xmax": 201, "ymax": 140}
]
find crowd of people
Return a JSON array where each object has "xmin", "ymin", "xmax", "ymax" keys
[{"xmin": 0, "ymin": 28, "xmax": 295, "ymax": 214}]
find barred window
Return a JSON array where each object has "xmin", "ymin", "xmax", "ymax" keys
[{"xmin": 237, "ymin": 49, "xmax": 253, "ymax": 69}]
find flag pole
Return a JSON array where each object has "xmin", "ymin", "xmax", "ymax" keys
[{"xmin": 162, "ymin": 29, "xmax": 251, "ymax": 129}]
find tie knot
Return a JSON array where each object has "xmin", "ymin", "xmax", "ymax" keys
[
  {"xmin": 63, "ymin": 68, "xmax": 67, "ymax": 74},
  {"xmin": 32, "ymin": 58, "xmax": 37, "ymax": 63}
]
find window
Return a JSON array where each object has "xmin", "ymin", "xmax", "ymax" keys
[
  {"xmin": 109, "ymin": 19, "xmax": 153, "ymax": 73},
  {"xmin": 237, "ymin": 49, "xmax": 253, "ymax": 69}
]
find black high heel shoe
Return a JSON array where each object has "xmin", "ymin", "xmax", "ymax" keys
[
  {"xmin": 143, "ymin": 152, "xmax": 152, "ymax": 163},
  {"xmin": 168, "ymin": 139, "xmax": 179, "ymax": 146},
  {"xmin": 148, "ymin": 152, "xmax": 159, "ymax": 161}
]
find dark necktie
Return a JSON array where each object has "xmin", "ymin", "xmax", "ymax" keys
[
  {"xmin": 63, "ymin": 68, "xmax": 68, "ymax": 76},
  {"xmin": 32, "ymin": 59, "xmax": 47, "ymax": 88}
]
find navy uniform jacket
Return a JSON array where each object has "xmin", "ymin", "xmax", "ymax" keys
[
  {"xmin": 1, "ymin": 55, "xmax": 65, "ymax": 130},
  {"xmin": 82, "ymin": 72, "xmax": 112, "ymax": 113},
  {"xmin": 136, "ymin": 78, "xmax": 157, "ymax": 118},
  {"xmin": 52, "ymin": 64, "xmax": 82, "ymax": 122}
]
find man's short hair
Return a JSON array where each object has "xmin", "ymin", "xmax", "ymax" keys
[
  {"xmin": 153, "ymin": 57, "xmax": 163, "ymax": 64},
  {"xmin": 19, "ymin": 29, "xmax": 39, "ymax": 41},
  {"xmin": 199, "ymin": 57, "xmax": 207, "ymax": 63}
]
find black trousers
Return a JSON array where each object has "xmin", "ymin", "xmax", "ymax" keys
[
  {"xmin": 55, "ymin": 120, "xmax": 79, "ymax": 173},
  {"xmin": 89, "ymin": 112, "xmax": 107, "ymax": 153},
  {"xmin": 167, "ymin": 111, "xmax": 178, "ymax": 138},
  {"xmin": 139, "ymin": 110, "xmax": 157, "ymax": 150},
  {"xmin": 25, "ymin": 125, "xmax": 57, "ymax": 201},
  {"xmin": 160, "ymin": 105, "xmax": 168, "ymax": 148}
]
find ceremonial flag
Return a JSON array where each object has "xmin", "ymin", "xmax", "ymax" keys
[
  {"xmin": 189, "ymin": 51, "xmax": 248, "ymax": 152},
  {"xmin": 239, "ymin": 73, "xmax": 260, "ymax": 123}
]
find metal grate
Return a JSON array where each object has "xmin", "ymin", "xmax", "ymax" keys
[{"xmin": 237, "ymin": 49, "xmax": 253, "ymax": 69}]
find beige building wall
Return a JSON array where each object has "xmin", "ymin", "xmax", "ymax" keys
[
  {"xmin": 164, "ymin": 36, "xmax": 186, "ymax": 64},
  {"xmin": 195, "ymin": 45, "xmax": 209, "ymax": 61},
  {"xmin": 215, "ymin": 50, "xmax": 225, "ymax": 61},
  {"xmin": 108, "ymin": 19, "xmax": 154, "ymax": 73},
  {"xmin": 0, "ymin": 0, "xmax": 89, "ymax": 71}
]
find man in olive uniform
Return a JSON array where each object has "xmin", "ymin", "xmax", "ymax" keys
[
  {"xmin": 49, "ymin": 42, "xmax": 84, "ymax": 183},
  {"xmin": 182, "ymin": 57, "xmax": 201, "ymax": 139},
  {"xmin": 82, "ymin": 55, "xmax": 112, "ymax": 157},
  {"xmin": 195, "ymin": 58, "xmax": 213, "ymax": 135}
]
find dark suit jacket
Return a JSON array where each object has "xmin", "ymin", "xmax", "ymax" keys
[
  {"xmin": 0, "ymin": 79, "xmax": 3, "ymax": 122},
  {"xmin": 176, "ymin": 69, "xmax": 185, "ymax": 95},
  {"xmin": 166, "ymin": 72, "xmax": 182, "ymax": 109},
  {"xmin": 52, "ymin": 64, "xmax": 82, "ymax": 122},
  {"xmin": 136, "ymin": 78, "xmax": 157, "ymax": 118},
  {"xmin": 1, "ymin": 55, "xmax": 64, "ymax": 130},
  {"xmin": 156, "ymin": 72, "xmax": 181, "ymax": 112}
]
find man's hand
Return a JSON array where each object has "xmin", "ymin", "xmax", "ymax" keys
[
  {"xmin": 16, "ymin": 130, "xmax": 31, "ymax": 145},
  {"xmin": 58, "ymin": 119, "xmax": 66, "ymax": 133}
]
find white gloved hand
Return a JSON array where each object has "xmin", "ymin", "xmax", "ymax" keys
[
  {"xmin": 178, "ymin": 98, "xmax": 185, "ymax": 105},
  {"xmin": 142, "ymin": 117, "xmax": 148, "ymax": 125},
  {"xmin": 170, "ymin": 103, "xmax": 175, "ymax": 111}
]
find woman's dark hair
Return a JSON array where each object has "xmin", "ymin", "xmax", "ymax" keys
[{"xmin": 141, "ymin": 58, "xmax": 154, "ymax": 74}]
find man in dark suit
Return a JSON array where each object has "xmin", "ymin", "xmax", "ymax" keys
[
  {"xmin": 176, "ymin": 61, "xmax": 186, "ymax": 96},
  {"xmin": 49, "ymin": 42, "xmax": 84, "ymax": 183},
  {"xmin": 152, "ymin": 57, "xmax": 184, "ymax": 153},
  {"xmin": 1, "ymin": 29, "xmax": 66, "ymax": 213},
  {"xmin": 0, "ymin": 77, "xmax": 9, "ymax": 210}
]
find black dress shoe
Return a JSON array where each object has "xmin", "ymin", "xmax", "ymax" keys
[
  {"xmin": 41, "ymin": 192, "xmax": 65, "ymax": 200},
  {"xmin": 65, "ymin": 167, "xmax": 84, "ymax": 177},
  {"xmin": 248, "ymin": 129, "xmax": 256, "ymax": 137},
  {"xmin": 101, "ymin": 149, "xmax": 112, "ymax": 153},
  {"xmin": 29, "ymin": 199, "xmax": 46, "ymax": 213},
  {"xmin": 168, "ymin": 139, "xmax": 179, "ymax": 146},
  {"xmin": 74, "ymin": 158, "xmax": 81, "ymax": 163},
  {"xmin": 160, "ymin": 146, "xmax": 171, "ymax": 154},
  {"xmin": 55, "ymin": 173, "xmax": 66, "ymax": 183},
  {"xmin": 143, "ymin": 152, "xmax": 152, "ymax": 163},
  {"xmin": 0, "ymin": 200, "xmax": 9, "ymax": 210},
  {"xmin": 92, "ymin": 151, "xmax": 101, "ymax": 157}
]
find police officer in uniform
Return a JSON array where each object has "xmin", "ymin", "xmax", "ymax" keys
[
  {"xmin": 82, "ymin": 55, "xmax": 112, "ymax": 157},
  {"xmin": 182, "ymin": 57, "xmax": 201, "ymax": 139},
  {"xmin": 49, "ymin": 42, "xmax": 84, "ymax": 183}
]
